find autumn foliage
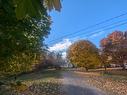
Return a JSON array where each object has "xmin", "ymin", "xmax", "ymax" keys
[
  {"xmin": 100, "ymin": 31, "xmax": 127, "ymax": 69},
  {"xmin": 67, "ymin": 40, "xmax": 100, "ymax": 71}
]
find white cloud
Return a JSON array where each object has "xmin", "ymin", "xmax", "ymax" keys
[
  {"xmin": 89, "ymin": 31, "xmax": 105, "ymax": 38},
  {"xmin": 49, "ymin": 39, "xmax": 72, "ymax": 52}
]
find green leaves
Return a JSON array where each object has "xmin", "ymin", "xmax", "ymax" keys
[
  {"xmin": 14, "ymin": 0, "xmax": 43, "ymax": 20},
  {"xmin": 0, "ymin": 0, "xmax": 14, "ymax": 15},
  {"xmin": 0, "ymin": 0, "xmax": 62, "ymax": 20},
  {"xmin": 0, "ymin": 7, "xmax": 51, "ymax": 75}
]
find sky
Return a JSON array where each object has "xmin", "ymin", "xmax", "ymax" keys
[{"xmin": 45, "ymin": 0, "xmax": 127, "ymax": 57}]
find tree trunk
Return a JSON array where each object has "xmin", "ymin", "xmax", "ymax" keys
[
  {"xmin": 85, "ymin": 67, "xmax": 88, "ymax": 71},
  {"xmin": 104, "ymin": 66, "xmax": 107, "ymax": 71},
  {"xmin": 122, "ymin": 63, "xmax": 125, "ymax": 70},
  {"xmin": 104, "ymin": 64, "xmax": 107, "ymax": 71},
  {"xmin": 14, "ymin": 74, "xmax": 17, "ymax": 81}
]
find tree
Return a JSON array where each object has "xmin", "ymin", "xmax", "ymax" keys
[
  {"xmin": 100, "ymin": 31, "xmax": 127, "ymax": 70},
  {"xmin": 108, "ymin": 31, "xmax": 124, "ymax": 42},
  {"xmin": 44, "ymin": 0, "xmax": 62, "ymax": 12},
  {"xmin": 0, "ymin": 4, "xmax": 51, "ymax": 75},
  {"xmin": 35, "ymin": 51, "xmax": 63, "ymax": 70},
  {"xmin": 100, "ymin": 38, "xmax": 113, "ymax": 70},
  {"xmin": 0, "ymin": 0, "xmax": 61, "ymax": 76},
  {"xmin": 0, "ymin": 0, "xmax": 62, "ymax": 20},
  {"xmin": 67, "ymin": 40, "xmax": 100, "ymax": 71}
]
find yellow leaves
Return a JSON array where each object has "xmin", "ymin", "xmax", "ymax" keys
[
  {"xmin": 67, "ymin": 40, "xmax": 100, "ymax": 68},
  {"xmin": 43, "ymin": 0, "xmax": 62, "ymax": 12}
]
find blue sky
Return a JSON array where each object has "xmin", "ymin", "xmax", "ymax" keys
[{"xmin": 45, "ymin": 0, "xmax": 127, "ymax": 53}]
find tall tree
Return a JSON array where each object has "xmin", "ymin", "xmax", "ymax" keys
[
  {"xmin": 67, "ymin": 40, "xmax": 100, "ymax": 71},
  {"xmin": 100, "ymin": 38, "xmax": 112, "ymax": 70},
  {"xmin": 0, "ymin": 3, "xmax": 51, "ymax": 75},
  {"xmin": 100, "ymin": 31, "xmax": 127, "ymax": 69},
  {"xmin": 0, "ymin": 0, "xmax": 62, "ymax": 76}
]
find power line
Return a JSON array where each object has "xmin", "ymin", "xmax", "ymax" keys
[
  {"xmin": 70, "ymin": 22, "xmax": 127, "ymax": 37},
  {"xmin": 62, "ymin": 19, "xmax": 127, "ymax": 39},
  {"xmin": 49, "ymin": 12, "xmax": 127, "ymax": 43},
  {"xmin": 77, "ymin": 21, "xmax": 127, "ymax": 39},
  {"xmin": 49, "ymin": 22, "xmax": 127, "ymax": 45},
  {"xmin": 49, "ymin": 19, "xmax": 127, "ymax": 44}
]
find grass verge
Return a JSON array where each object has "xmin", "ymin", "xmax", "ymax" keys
[{"xmin": 0, "ymin": 69, "xmax": 63, "ymax": 95}]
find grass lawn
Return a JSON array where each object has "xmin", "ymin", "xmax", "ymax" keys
[
  {"xmin": 17, "ymin": 69, "xmax": 62, "ymax": 81},
  {"xmin": 0, "ymin": 69, "xmax": 63, "ymax": 95}
]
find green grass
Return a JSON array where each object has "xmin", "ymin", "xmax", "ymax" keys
[
  {"xmin": 102, "ymin": 72, "xmax": 127, "ymax": 81},
  {"xmin": 17, "ymin": 69, "xmax": 62, "ymax": 81},
  {"xmin": 0, "ymin": 69, "xmax": 61, "ymax": 81}
]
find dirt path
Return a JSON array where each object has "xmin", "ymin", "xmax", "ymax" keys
[{"xmin": 61, "ymin": 71, "xmax": 106, "ymax": 95}]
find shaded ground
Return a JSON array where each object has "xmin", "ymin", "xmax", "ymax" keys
[{"xmin": 61, "ymin": 71, "xmax": 106, "ymax": 95}]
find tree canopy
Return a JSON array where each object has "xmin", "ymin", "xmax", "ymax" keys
[
  {"xmin": 100, "ymin": 31, "xmax": 127, "ymax": 69},
  {"xmin": 0, "ymin": 0, "xmax": 62, "ymax": 20},
  {"xmin": 67, "ymin": 40, "xmax": 100, "ymax": 71},
  {"xmin": 0, "ymin": 0, "xmax": 54, "ymax": 76}
]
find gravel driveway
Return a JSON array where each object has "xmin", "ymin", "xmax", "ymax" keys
[{"xmin": 61, "ymin": 71, "xmax": 106, "ymax": 95}]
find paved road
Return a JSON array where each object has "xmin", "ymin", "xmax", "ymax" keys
[{"xmin": 61, "ymin": 71, "xmax": 106, "ymax": 95}]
